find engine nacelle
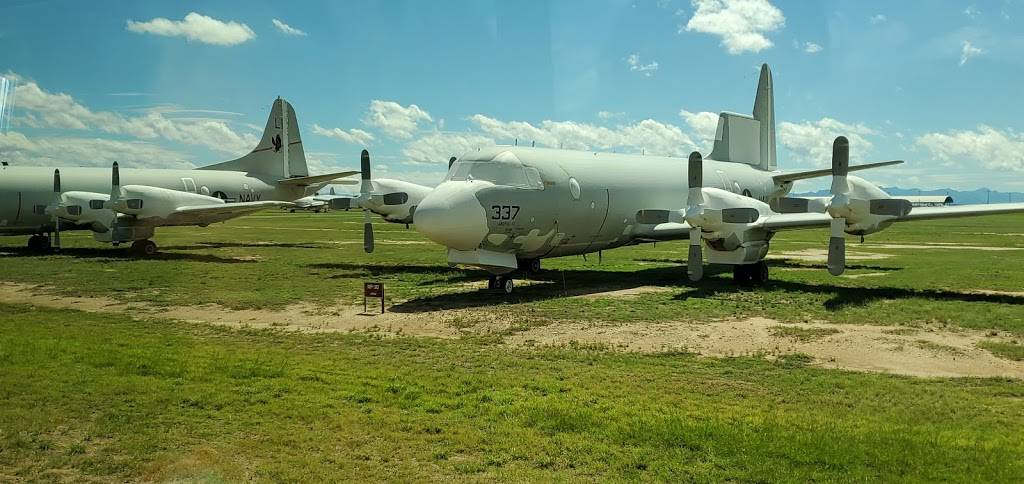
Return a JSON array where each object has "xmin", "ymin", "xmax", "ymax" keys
[
  {"xmin": 686, "ymin": 187, "xmax": 773, "ymax": 264},
  {"xmin": 49, "ymin": 191, "xmax": 116, "ymax": 233},
  {"xmin": 108, "ymin": 185, "xmax": 225, "ymax": 219},
  {"xmin": 828, "ymin": 176, "xmax": 908, "ymax": 236}
]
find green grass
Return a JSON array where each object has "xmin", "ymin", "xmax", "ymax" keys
[
  {"xmin": 769, "ymin": 325, "xmax": 841, "ymax": 342},
  {"xmin": 979, "ymin": 340, "xmax": 1024, "ymax": 361},
  {"xmin": 3, "ymin": 210, "xmax": 1024, "ymax": 335},
  {"xmin": 1, "ymin": 304, "xmax": 1022, "ymax": 481}
]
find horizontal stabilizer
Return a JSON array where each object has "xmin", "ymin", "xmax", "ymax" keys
[
  {"xmin": 278, "ymin": 170, "xmax": 360, "ymax": 186},
  {"xmin": 773, "ymin": 160, "xmax": 903, "ymax": 184}
]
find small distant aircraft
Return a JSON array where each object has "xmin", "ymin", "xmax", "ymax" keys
[
  {"xmin": 0, "ymin": 98, "xmax": 356, "ymax": 255},
  {"xmin": 369, "ymin": 64, "xmax": 1024, "ymax": 294},
  {"xmin": 289, "ymin": 187, "xmax": 351, "ymax": 213}
]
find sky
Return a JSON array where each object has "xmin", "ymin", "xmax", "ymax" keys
[{"xmin": 1, "ymin": 0, "xmax": 1022, "ymax": 192}]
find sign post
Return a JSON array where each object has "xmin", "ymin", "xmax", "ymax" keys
[{"xmin": 363, "ymin": 282, "xmax": 384, "ymax": 314}]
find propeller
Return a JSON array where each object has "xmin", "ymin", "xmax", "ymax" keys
[
  {"xmin": 448, "ymin": 156, "xmax": 456, "ymax": 170},
  {"xmin": 361, "ymin": 150, "xmax": 374, "ymax": 253},
  {"xmin": 108, "ymin": 162, "xmax": 122, "ymax": 244},
  {"xmin": 686, "ymin": 152, "xmax": 705, "ymax": 281},
  {"xmin": 825, "ymin": 137, "xmax": 912, "ymax": 276}
]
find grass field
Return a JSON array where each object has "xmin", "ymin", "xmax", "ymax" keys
[{"xmin": 1, "ymin": 210, "xmax": 1023, "ymax": 481}]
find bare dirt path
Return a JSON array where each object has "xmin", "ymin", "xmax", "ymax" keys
[{"xmin": 2, "ymin": 282, "xmax": 1020, "ymax": 379}]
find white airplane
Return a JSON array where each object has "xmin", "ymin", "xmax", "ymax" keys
[
  {"xmin": 379, "ymin": 64, "xmax": 1024, "ymax": 294},
  {"xmin": 290, "ymin": 187, "xmax": 351, "ymax": 213},
  {"xmin": 0, "ymin": 98, "xmax": 356, "ymax": 255}
]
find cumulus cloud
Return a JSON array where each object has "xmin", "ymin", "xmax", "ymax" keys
[
  {"xmin": 469, "ymin": 114, "xmax": 695, "ymax": 156},
  {"xmin": 310, "ymin": 123, "xmax": 374, "ymax": 146},
  {"xmin": 363, "ymin": 100, "xmax": 433, "ymax": 139},
  {"xmin": 597, "ymin": 111, "xmax": 625, "ymax": 120},
  {"xmin": 402, "ymin": 132, "xmax": 495, "ymax": 164},
  {"xmin": 869, "ymin": 14, "xmax": 887, "ymax": 24},
  {"xmin": 960, "ymin": 40, "xmax": 983, "ymax": 66},
  {"xmin": 777, "ymin": 118, "xmax": 876, "ymax": 166},
  {"xmin": 801, "ymin": 41, "xmax": 823, "ymax": 54},
  {"xmin": 916, "ymin": 126, "xmax": 1024, "ymax": 171},
  {"xmin": 682, "ymin": 0, "xmax": 785, "ymax": 54},
  {"xmin": 7, "ymin": 72, "xmax": 259, "ymax": 157},
  {"xmin": 126, "ymin": 12, "xmax": 255, "ymax": 46},
  {"xmin": 679, "ymin": 109, "xmax": 719, "ymax": 149},
  {"xmin": 272, "ymin": 18, "xmax": 307, "ymax": 36},
  {"xmin": 0, "ymin": 131, "xmax": 193, "ymax": 169},
  {"xmin": 626, "ymin": 54, "xmax": 659, "ymax": 76}
]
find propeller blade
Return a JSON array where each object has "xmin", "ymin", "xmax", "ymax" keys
[
  {"xmin": 869, "ymin": 199, "xmax": 912, "ymax": 217},
  {"xmin": 687, "ymin": 227, "xmax": 703, "ymax": 281},
  {"xmin": 110, "ymin": 161, "xmax": 121, "ymax": 201},
  {"xmin": 827, "ymin": 218, "xmax": 846, "ymax": 276},
  {"xmin": 448, "ymin": 156, "xmax": 456, "ymax": 170},
  {"xmin": 53, "ymin": 169, "xmax": 61, "ymax": 194},
  {"xmin": 721, "ymin": 207, "xmax": 759, "ymax": 224},
  {"xmin": 50, "ymin": 169, "xmax": 62, "ymax": 251},
  {"xmin": 360, "ymin": 150, "xmax": 371, "ymax": 196},
  {"xmin": 363, "ymin": 209, "xmax": 374, "ymax": 253},
  {"xmin": 688, "ymin": 152, "xmax": 702, "ymax": 189},
  {"xmin": 832, "ymin": 136, "xmax": 849, "ymax": 177}
]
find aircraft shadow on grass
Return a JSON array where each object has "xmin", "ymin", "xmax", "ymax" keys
[
  {"xmin": 163, "ymin": 241, "xmax": 325, "ymax": 250},
  {"xmin": 384, "ymin": 262, "xmax": 1024, "ymax": 313},
  {"xmin": 0, "ymin": 247, "xmax": 258, "ymax": 264}
]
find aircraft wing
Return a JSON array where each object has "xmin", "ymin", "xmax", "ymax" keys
[
  {"xmin": 278, "ymin": 171, "xmax": 360, "ymax": 186},
  {"xmin": 773, "ymin": 160, "xmax": 903, "ymax": 184},
  {"xmin": 757, "ymin": 203, "xmax": 1024, "ymax": 232},
  {"xmin": 159, "ymin": 201, "xmax": 292, "ymax": 226}
]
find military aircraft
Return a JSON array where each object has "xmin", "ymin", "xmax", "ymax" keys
[
  {"xmin": 290, "ymin": 187, "xmax": 352, "ymax": 213},
  {"xmin": 384, "ymin": 64, "xmax": 1024, "ymax": 294},
  {"xmin": 0, "ymin": 98, "xmax": 356, "ymax": 255}
]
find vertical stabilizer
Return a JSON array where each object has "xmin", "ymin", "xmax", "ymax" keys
[
  {"xmin": 199, "ymin": 98, "xmax": 309, "ymax": 178},
  {"xmin": 752, "ymin": 63, "xmax": 777, "ymax": 171}
]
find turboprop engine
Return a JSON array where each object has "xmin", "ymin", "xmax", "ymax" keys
[{"xmin": 683, "ymin": 152, "xmax": 773, "ymax": 281}]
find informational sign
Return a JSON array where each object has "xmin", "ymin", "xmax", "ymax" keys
[{"xmin": 363, "ymin": 282, "xmax": 384, "ymax": 314}]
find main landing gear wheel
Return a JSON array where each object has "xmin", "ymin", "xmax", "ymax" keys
[
  {"xmin": 26, "ymin": 234, "xmax": 51, "ymax": 252},
  {"xmin": 517, "ymin": 258, "xmax": 541, "ymax": 275},
  {"xmin": 488, "ymin": 275, "xmax": 515, "ymax": 295},
  {"xmin": 130, "ymin": 240, "xmax": 158, "ymax": 257},
  {"xmin": 733, "ymin": 261, "xmax": 769, "ymax": 286}
]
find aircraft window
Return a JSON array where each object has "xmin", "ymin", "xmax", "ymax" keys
[
  {"xmin": 67, "ymin": 206, "xmax": 82, "ymax": 216},
  {"xmin": 446, "ymin": 161, "xmax": 542, "ymax": 189},
  {"xmin": 89, "ymin": 200, "xmax": 104, "ymax": 210},
  {"xmin": 382, "ymin": 192, "xmax": 408, "ymax": 205}
]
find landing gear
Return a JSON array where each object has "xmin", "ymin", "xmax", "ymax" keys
[
  {"xmin": 26, "ymin": 234, "xmax": 51, "ymax": 252},
  {"xmin": 733, "ymin": 260, "xmax": 769, "ymax": 286},
  {"xmin": 517, "ymin": 258, "xmax": 541, "ymax": 275},
  {"xmin": 130, "ymin": 239, "xmax": 158, "ymax": 257},
  {"xmin": 488, "ymin": 275, "xmax": 515, "ymax": 295}
]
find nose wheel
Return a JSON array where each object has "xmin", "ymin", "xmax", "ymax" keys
[
  {"xmin": 732, "ymin": 261, "xmax": 770, "ymax": 286},
  {"xmin": 488, "ymin": 275, "xmax": 515, "ymax": 295},
  {"xmin": 129, "ymin": 239, "xmax": 158, "ymax": 257}
]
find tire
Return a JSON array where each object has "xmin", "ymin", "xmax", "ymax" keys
[
  {"xmin": 502, "ymin": 278, "xmax": 514, "ymax": 295},
  {"xmin": 142, "ymin": 240, "xmax": 158, "ymax": 256},
  {"xmin": 752, "ymin": 261, "xmax": 769, "ymax": 285},
  {"xmin": 487, "ymin": 276, "xmax": 497, "ymax": 290},
  {"xmin": 732, "ymin": 265, "xmax": 750, "ymax": 285}
]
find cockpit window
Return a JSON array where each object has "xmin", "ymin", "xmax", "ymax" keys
[{"xmin": 446, "ymin": 160, "xmax": 543, "ymax": 190}]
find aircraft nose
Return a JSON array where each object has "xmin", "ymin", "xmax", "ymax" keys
[{"xmin": 414, "ymin": 182, "xmax": 488, "ymax": 251}]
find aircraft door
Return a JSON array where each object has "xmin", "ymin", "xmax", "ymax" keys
[{"xmin": 580, "ymin": 187, "xmax": 610, "ymax": 249}]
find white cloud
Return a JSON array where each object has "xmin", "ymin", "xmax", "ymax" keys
[
  {"xmin": 964, "ymin": 5, "xmax": 980, "ymax": 19},
  {"xmin": 8, "ymin": 73, "xmax": 258, "ymax": 156},
  {"xmin": 960, "ymin": 40, "xmax": 983, "ymax": 66},
  {"xmin": 469, "ymin": 114, "xmax": 695, "ymax": 156},
  {"xmin": 679, "ymin": 109, "xmax": 719, "ymax": 149},
  {"xmin": 310, "ymin": 123, "xmax": 374, "ymax": 146},
  {"xmin": 916, "ymin": 126, "xmax": 1024, "ymax": 171},
  {"xmin": 869, "ymin": 14, "xmax": 887, "ymax": 24},
  {"xmin": 0, "ymin": 131, "xmax": 193, "ymax": 169},
  {"xmin": 363, "ymin": 100, "xmax": 433, "ymax": 139},
  {"xmin": 626, "ymin": 54, "xmax": 659, "ymax": 76},
  {"xmin": 802, "ymin": 41, "xmax": 823, "ymax": 54},
  {"xmin": 682, "ymin": 0, "xmax": 785, "ymax": 55},
  {"xmin": 402, "ymin": 132, "xmax": 495, "ymax": 164},
  {"xmin": 126, "ymin": 12, "xmax": 255, "ymax": 46},
  {"xmin": 777, "ymin": 118, "xmax": 876, "ymax": 167},
  {"xmin": 272, "ymin": 18, "xmax": 307, "ymax": 37},
  {"xmin": 597, "ymin": 111, "xmax": 625, "ymax": 120}
]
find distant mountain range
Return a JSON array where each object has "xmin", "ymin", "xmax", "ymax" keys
[{"xmin": 794, "ymin": 187, "xmax": 1024, "ymax": 205}]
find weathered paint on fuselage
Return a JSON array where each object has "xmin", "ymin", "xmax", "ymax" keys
[
  {"xmin": 0, "ymin": 165, "xmax": 307, "ymax": 235},
  {"xmin": 441, "ymin": 146, "xmax": 790, "ymax": 261}
]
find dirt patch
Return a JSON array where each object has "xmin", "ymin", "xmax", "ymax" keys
[
  {"xmin": 863, "ymin": 243, "xmax": 1024, "ymax": 251},
  {"xmin": 0, "ymin": 282, "xmax": 499, "ymax": 339},
  {"xmin": 573, "ymin": 286, "xmax": 672, "ymax": 299},
  {"xmin": 507, "ymin": 318, "xmax": 1024, "ymax": 379},
  {"xmin": 3, "ymin": 282, "xmax": 1022, "ymax": 379},
  {"xmin": 768, "ymin": 248, "xmax": 892, "ymax": 263}
]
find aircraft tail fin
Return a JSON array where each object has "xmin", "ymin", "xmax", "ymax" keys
[
  {"xmin": 199, "ymin": 97, "xmax": 309, "ymax": 178},
  {"xmin": 708, "ymin": 64, "xmax": 777, "ymax": 171}
]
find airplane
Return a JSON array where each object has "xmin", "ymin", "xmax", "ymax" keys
[
  {"xmin": 369, "ymin": 64, "xmax": 1024, "ymax": 294},
  {"xmin": 0, "ymin": 98, "xmax": 357, "ymax": 255},
  {"xmin": 289, "ymin": 187, "xmax": 351, "ymax": 213}
]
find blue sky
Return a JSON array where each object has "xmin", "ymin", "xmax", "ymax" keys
[{"xmin": 1, "ymin": 0, "xmax": 1023, "ymax": 191}]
